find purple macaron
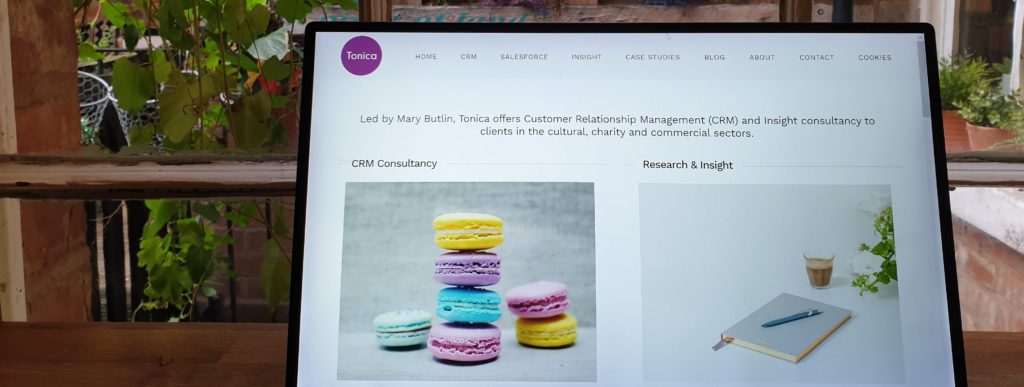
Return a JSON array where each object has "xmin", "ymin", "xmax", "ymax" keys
[{"xmin": 433, "ymin": 251, "xmax": 501, "ymax": 286}]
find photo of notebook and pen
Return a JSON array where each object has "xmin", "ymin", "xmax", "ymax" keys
[{"xmin": 713, "ymin": 293, "xmax": 853, "ymax": 363}]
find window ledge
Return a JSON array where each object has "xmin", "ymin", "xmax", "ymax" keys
[
  {"xmin": 0, "ymin": 154, "xmax": 297, "ymax": 199},
  {"xmin": 950, "ymin": 187, "xmax": 1024, "ymax": 254}
]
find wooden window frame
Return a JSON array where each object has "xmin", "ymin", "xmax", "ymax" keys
[
  {"xmin": 1, "ymin": 0, "xmax": 1022, "ymax": 321},
  {"xmin": 0, "ymin": 0, "xmax": 27, "ymax": 322}
]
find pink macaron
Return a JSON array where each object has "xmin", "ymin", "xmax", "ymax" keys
[
  {"xmin": 428, "ymin": 322, "xmax": 501, "ymax": 362},
  {"xmin": 505, "ymin": 280, "xmax": 570, "ymax": 318},
  {"xmin": 433, "ymin": 251, "xmax": 501, "ymax": 286}
]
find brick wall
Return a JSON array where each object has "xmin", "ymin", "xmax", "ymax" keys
[
  {"xmin": 210, "ymin": 198, "xmax": 294, "ymax": 323},
  {"xmin": 954, "ymin": 215, "xmax": 1024, "ymax": 332}
]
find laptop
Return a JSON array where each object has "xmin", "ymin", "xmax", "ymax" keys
[{"xmin": 288, "ymin": 23, "xmax": 966, "ymax": 386}]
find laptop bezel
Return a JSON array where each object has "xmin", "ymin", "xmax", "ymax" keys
[{"xmin": 289, "ymin": 22, "xmax": 964, "ymax": 386}]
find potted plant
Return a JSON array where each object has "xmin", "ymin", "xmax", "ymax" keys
[
  {"xmin": 956, "ymin": 89, "xmax": 1024, "ymax": 150},
  {"xmin": 938, "ymin": 56, "xmax": 995, "ymax": 150}
]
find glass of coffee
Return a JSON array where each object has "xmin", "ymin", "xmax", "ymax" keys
[{"xmin": 803, "ymin": 252, "xmax": 835, "ymax": 289}]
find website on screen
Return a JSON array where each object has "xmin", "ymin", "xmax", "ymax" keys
[{"xmin": 297, "ymin": 32, "xmax": 955, "ymax": 386}]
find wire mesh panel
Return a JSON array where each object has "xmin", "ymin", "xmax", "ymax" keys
[
  {"xmin": 109, "ymin": 92, "xmax": 160, "ymax": 147},
  {"xmin": 78, "ymin": 72, "xmax": 110, "ymax": 145}
]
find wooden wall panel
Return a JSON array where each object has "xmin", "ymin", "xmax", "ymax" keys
[
  {"xmin": 7, "ymin": 0, "xmax": 91, "ymax": 322},
  {"xmin": 0, "ymin": 0, "xmax": 27, "ymax": 322}
]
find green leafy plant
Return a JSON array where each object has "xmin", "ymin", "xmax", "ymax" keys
[
  {"xmin": 992, "ymin": 56, "xmax": 1013, "ymax": 75},
  {"xmin": 98, "ymin": 0, "xmax": 354, "ymax": 153},
  {"xmin": 852, "ymin": 206, "xmax": 896, "ymax": 295},
  {"xmin": 956, "ymin": 89, "xmax": 1024, "ymax": 130},
  {"xmin": 75, "ymin": 0, "xmax": 119, "ymax": 64},
  {"xmin": 135, "ymin": 200, "xmax": 233, "ymax": 321},
  {"xmin": 81, "ymin": 119, "xmax": 99, "ymax": 145},
  {"xmin": 939, "ymin": 56, "xmax": 996, "ymax": 110},
  {"xmin": 134, "ymin": 199, "xmax": 293, "ymax": 321},
  {"xmin": 79, "ymin": 0, "xmax": 354, "ymax": 321},
  {"xmin": 948, "ymin": 57, "xmax": 1024, "ymax": 149}
]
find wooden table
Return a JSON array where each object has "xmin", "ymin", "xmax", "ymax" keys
[{"xmin": 0, "ymin": 323, "xmax": 1020, "ymax": 386}]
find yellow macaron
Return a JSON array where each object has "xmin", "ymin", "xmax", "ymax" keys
[
  {"xmin": 432, "ymin": 213, "xmax": 504, "ymax": 251},
  {"xmin": 515, "ymin": 313, "xmax": 578, "ymax": 348}
]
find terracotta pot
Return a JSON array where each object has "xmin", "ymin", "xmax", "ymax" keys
[
  {"xmin": 965, "ymin": 122, "xmax": 1015, "ymax": 151},
  {"xmin": 942, "ymin": 110, "xmax": 969, "ymax": 152}
]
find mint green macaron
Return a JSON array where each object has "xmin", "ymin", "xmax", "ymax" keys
[{"xmin": 373, "ymin": 309, "xmax": 432, "ymax": 347}]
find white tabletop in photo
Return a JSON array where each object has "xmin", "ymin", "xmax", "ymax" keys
[{"xmin": 337, "ymin": 327, "xmax": 597, "ymax": 382}]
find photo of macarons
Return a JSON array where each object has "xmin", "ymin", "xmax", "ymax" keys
[
  {"xmin": 337, "ymin": 182, "xmax": 595, "ymax": 382},
  {"xmin": 434, "ymin": 251, "xmax": 501, "ymax": 286},
  {"xmin": 435, "ymin": 287, "xmax": 502, "ymax": 323},
  {"xmin": 506, "ymin": 281, "xmax": 570, "ymax": 319},
  {"xmin": 432, "ymin": 213, "xmax": 504, "ymax": 251},
  {"xmin": 428, "ymin": 322, "xmax": 502, "ymax": 362},
  {"xmin": 372, "ymin": 309, "xmax": 433, "ymax": 347},
  {"xmin": 515, "ymin": 313, "xmax": 578, "ymax": 348}
]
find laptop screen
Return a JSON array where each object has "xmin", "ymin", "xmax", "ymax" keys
[{"xmin": 291, "ymin": 24, "xmax": 963, "ymax": 386}]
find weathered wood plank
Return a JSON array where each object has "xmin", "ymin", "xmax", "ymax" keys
[
  {"xmin": 0, "ymin": 0, "xmax": 27, "ymax": 322},
  {"xmin": 0, "ymin": 0, "xmax": 12, "ymax": 152},
  {"xmin": 0, "ymin": 152, "xmax": 1020, "ymax": 199},
  {"xmin": 963, "ymin": 331, "xmax": 1024, "ymax": 387},
  {"xmin": 0, "ymin": 322, "xmax": 286, "ymax": 387},
  {"xmin": 296, "ymin": 4, "xmax": 779, "ymax": 28},
  {"xmin": 360, "ymin": 0, "xmax": 393, "ymax": 21},
  {"xmin": 0, "ymin": 155, "xmax": 297, "ymax": 200},
  {"xmin": 0, "ymin": 324, "xmax": 1016, "ymax": 386}
]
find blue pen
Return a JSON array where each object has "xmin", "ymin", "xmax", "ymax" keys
[{"xmin": 761, "ymin": 309, "xmax": 822, "ymax": 328}]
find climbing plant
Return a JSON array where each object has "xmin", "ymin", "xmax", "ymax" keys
[
  {"xmin": 73, "ymin": 0, "xmax": 355, "ymax": 320},
  {"xmin": 134, "ymin": 199, "xmax": 292, "ymax": 321},
  {"xmin": 96, "ymin": 0, "xmax": 356, "ymax": 152}
]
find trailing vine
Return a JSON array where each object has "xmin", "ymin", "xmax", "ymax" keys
[{"xmin": 852, "ymin": 206, "xmax": 896, "ymax": 295}]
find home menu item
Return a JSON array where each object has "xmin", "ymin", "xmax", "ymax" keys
[{"xmin": 290, "ymin": 24, "xmax": 966, "ymax": 386}]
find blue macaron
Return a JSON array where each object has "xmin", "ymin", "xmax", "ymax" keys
[{"xmin": 436, "ymin": 287, "xmax": 502, "ymax": 323}]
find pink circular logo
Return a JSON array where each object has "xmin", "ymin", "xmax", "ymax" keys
[{"xmin": 341, "ymin": 36, "xmax": 382, "ymax": 76}]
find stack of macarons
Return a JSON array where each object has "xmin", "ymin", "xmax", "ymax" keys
[
  {"xmin": 506, "ymin": 280, "xmax": 578, "ymax": 348},
  {"xmin": 428, "ymin": 213, "xmax": 505, "ymax": 362}
]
